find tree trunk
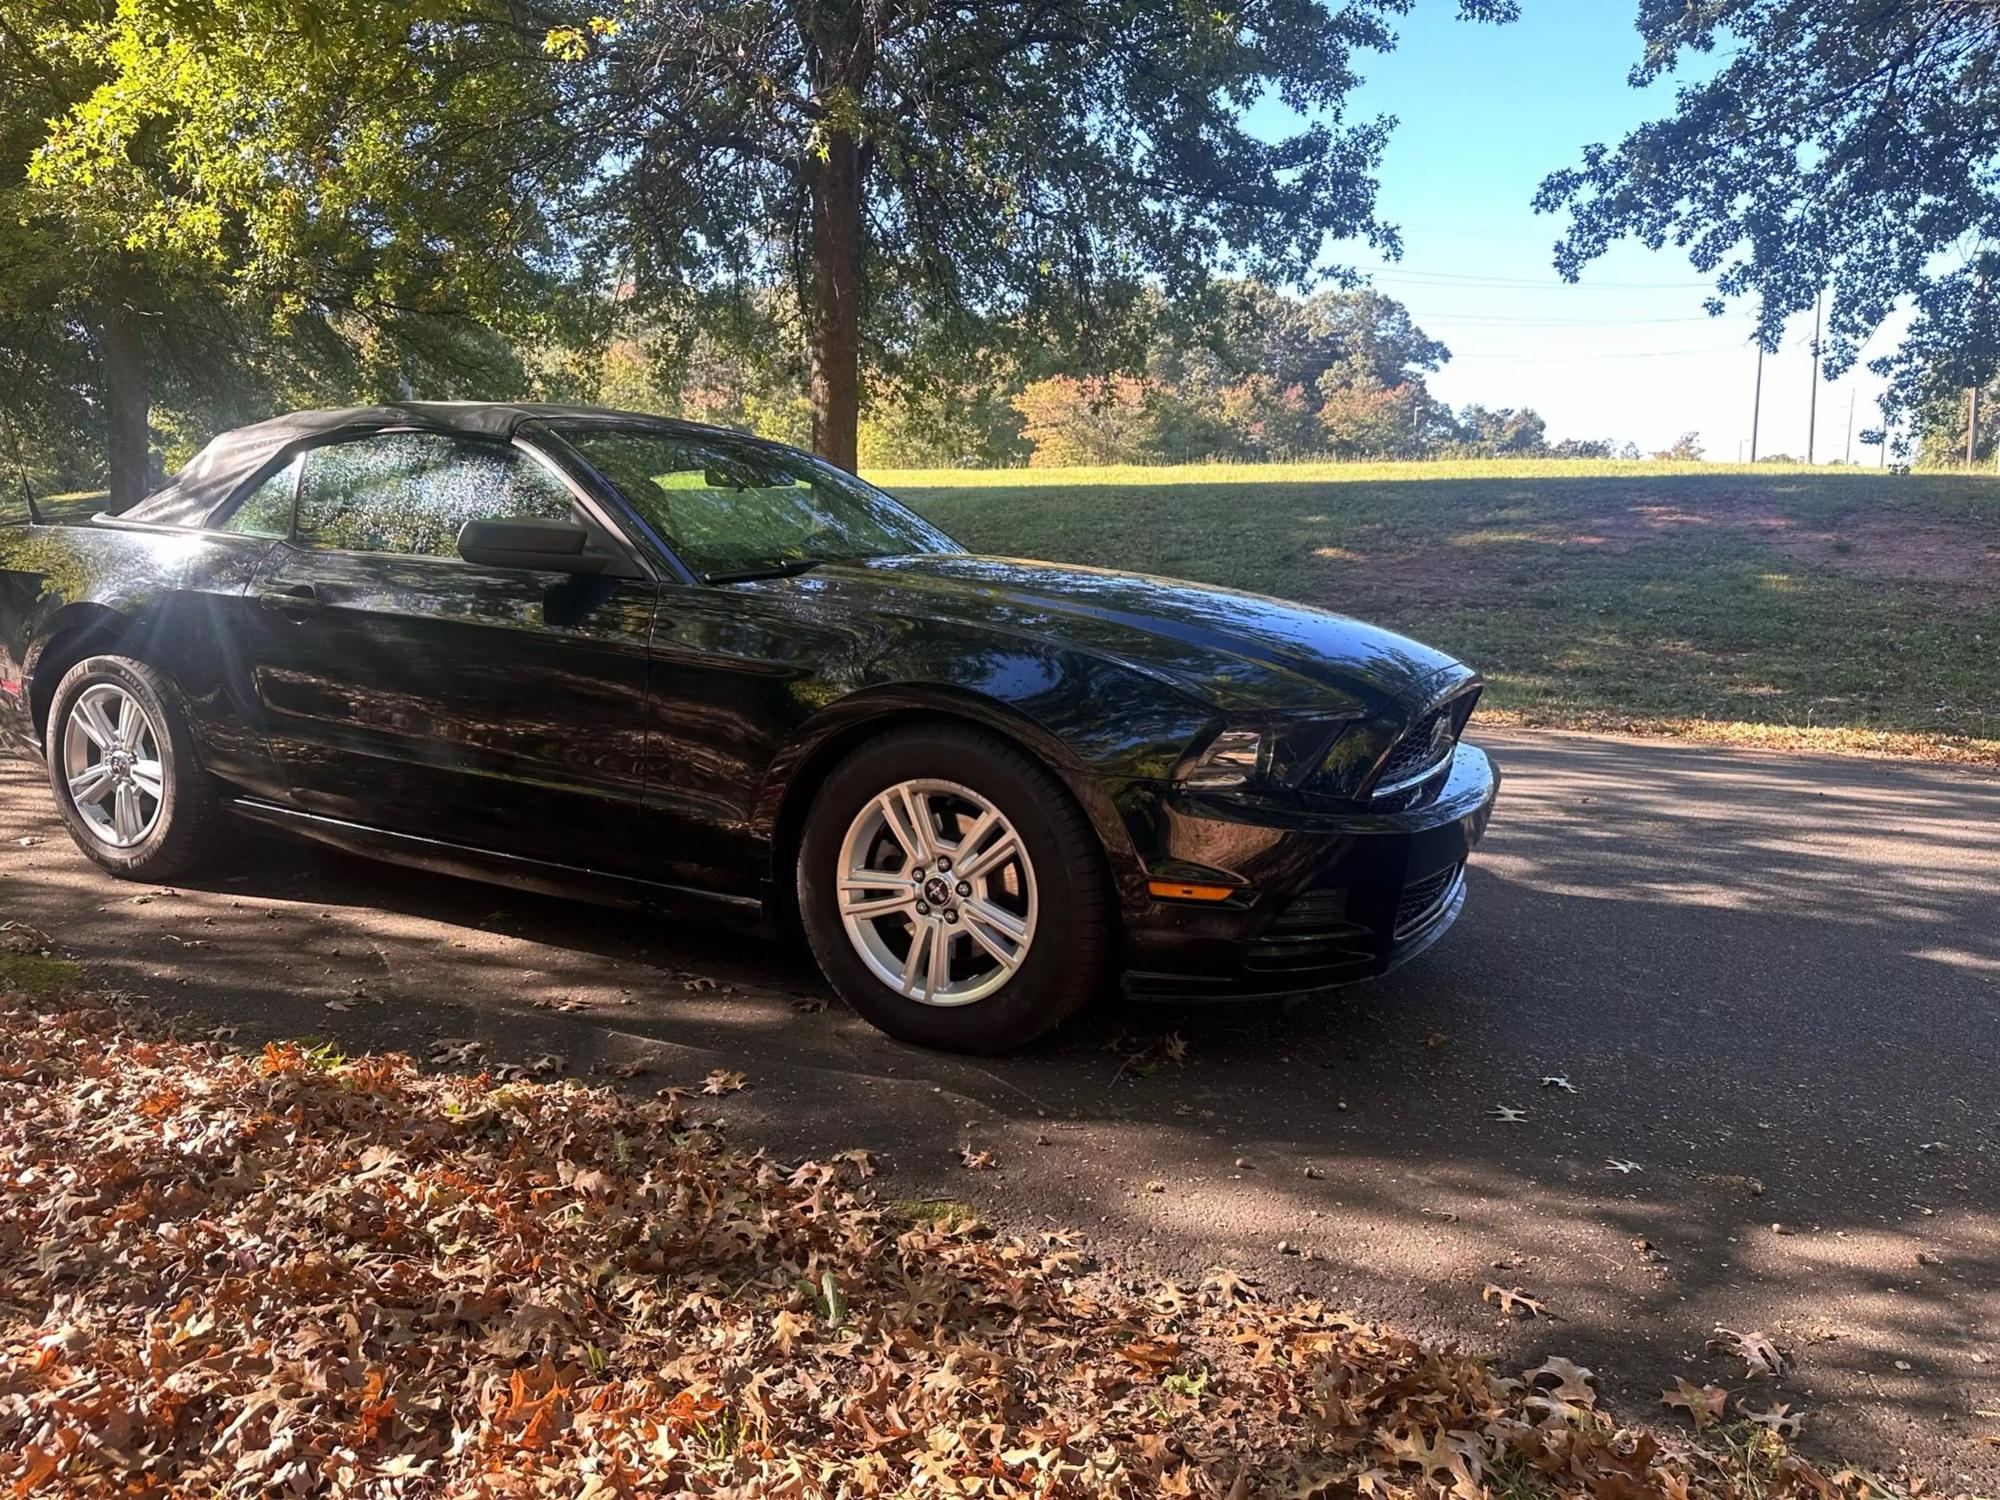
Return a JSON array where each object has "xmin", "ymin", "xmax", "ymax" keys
[
  {"xmin": 101, "ymin": 295, "xmax": 152, "ymax": 510},
  {"xmin": 809, "ymin": 128, "xmax": 863, "ymax": 472}
]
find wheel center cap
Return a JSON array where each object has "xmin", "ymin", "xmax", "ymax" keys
[
  {"xmin": 923, "ymin": 876, "xmax": 952, "ymax": 907},
  {"xmin": 108, "ymin": 749, "xmax": 133, "ymax": 776}
]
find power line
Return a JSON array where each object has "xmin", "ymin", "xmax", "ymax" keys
[
  {"xmin": 1369, "ymin": 267, "xmax": 1715, "ymax": 291},
  {"xmin": 1445, "ymin": 345, "xmax": 1748, "ymax": 363},
  {"xmin": 1420, "ymin": 313, "xmax": 1720, "ymax": 328}
]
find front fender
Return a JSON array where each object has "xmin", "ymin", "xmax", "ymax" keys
[{"xmin": 754, "ymin": 659, "xmax": 1213, "ymax": 912}]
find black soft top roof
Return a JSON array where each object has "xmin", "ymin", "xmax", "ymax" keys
[{"xmin": 120, "ymin": 402, "xmax": 718, "ymax": 528}]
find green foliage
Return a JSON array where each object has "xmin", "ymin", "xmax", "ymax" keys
[
  {"xmin": 1537, "ymin": 0, "xmax": 2000, "ymax": 444},
  {"xmin": 0, "ymin": 1, "xmax": 591, "ymax": 496},
  {"xmin": 0, "ymin": 954, "xmax": 84, "ymax": 996},
  {"xmin": 544, "ymin": 0, "xmax": 1518, "ymax": 454}
]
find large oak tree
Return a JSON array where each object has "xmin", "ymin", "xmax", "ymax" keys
[{"xmin": 559, "ymin": 0, "xmax": 1517, "ymax": 468}]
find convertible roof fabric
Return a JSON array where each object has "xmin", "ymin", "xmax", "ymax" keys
[{"xmin": 117, "ymin": 402, "xmax": 685, "ymax": 529}]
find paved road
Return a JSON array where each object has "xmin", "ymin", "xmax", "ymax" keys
[{"xmin": 3, "ymin": 730, "xmax": 1997, "ymax": 1483}]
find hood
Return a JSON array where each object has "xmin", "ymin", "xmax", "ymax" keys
[{"xmin": 806, "ymin": 554, "xmax": 1471, "ymax": 715}]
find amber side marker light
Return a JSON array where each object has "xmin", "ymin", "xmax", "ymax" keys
[{"xmin": 1147, "ymin": 880, "xmax": 1237, "ymax": 903}]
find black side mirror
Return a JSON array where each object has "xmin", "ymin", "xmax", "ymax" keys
[{"xmin": 457, "ymin": 517, "xmax": 607, "ymax": 574}]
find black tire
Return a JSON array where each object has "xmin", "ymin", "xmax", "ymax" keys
[
  {"xmin": 44, "ymin": 654, "xmax": 224, "ymax": 882},
  {"xmin": 797, "ymin": 724, "xmax": 1113, "ymax": 1053}
]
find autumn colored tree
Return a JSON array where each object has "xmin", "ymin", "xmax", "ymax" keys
[
  {"xmin": 1011, "ymin": 377, "xmax": 1158, "ymax": 467},
  {"xmin": 1218, "ymin": 377, "xmax": 1319, "ymax": 461}
]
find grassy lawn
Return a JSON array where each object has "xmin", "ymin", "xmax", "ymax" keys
[{"xmin": 875, "ymin": 459, "xmax": 2000, "ymax": 764}]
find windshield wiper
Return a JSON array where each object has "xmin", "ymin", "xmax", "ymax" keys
[{"xmin": 700, "ymin": 556, "xmax": 827, "ymax": 585}]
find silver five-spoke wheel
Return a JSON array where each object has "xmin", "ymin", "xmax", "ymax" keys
[
  {"xmin": 836, "ymin": 778, "xmax": 1038, "ymax": 1007},
  {"xmin": 62, "ymin": 682, "xmax": 165, "ymax": 849}
]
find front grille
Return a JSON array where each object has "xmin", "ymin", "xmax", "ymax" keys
[
  {"xmin": 1394, "ymin": 863, "xmax": 1463, "ymax": 937},
  {"xmin": 1269, "ymin": 887, "xmax": 1351, "ymax": 934},
  {"xmin": 1374, "ymin": 707, "xmax": 1454, "ymax": 793}
]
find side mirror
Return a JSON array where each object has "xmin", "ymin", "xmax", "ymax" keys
[{"xmin": 457, "ymin": 517, "xmax": 607, "ymax": 574}]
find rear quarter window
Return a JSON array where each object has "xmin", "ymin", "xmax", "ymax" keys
[{"xmin": 217, "ymin": 458, "xmax": 299, "ymax": 538}]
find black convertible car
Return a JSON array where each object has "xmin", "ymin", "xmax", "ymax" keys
[{"xmin": 0, "ymin": 404, "xmax": 1497, "ymax": 1051}]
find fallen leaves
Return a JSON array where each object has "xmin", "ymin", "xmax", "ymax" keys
[
  {"xmin": 957, "ymin": 1144, "xmax": 998, "ymax": 1170},
  {"xmin": 1527, "ymin": 1356, "xmax": 1597, "ymax": 1406},
  {"xmin": 700, "ymin": 1067, "xmax": 747, "ymax": 1095},
  {"xmin": 1740, "ymin": 1402, "xmax": 1804, "ymax": 1439},
  {"xmin": 0, "ymin": 990, "xmax": 1844, "ymax": 1500},
  {"xmin": 1708, "ymin": 1326, "xmax": 1787, "ymax": 1381},
  {"xmin": 1489, "ymin": 1104, "xmax": 1528, "ymax": 1124},
  {"xmin": 1481, "ymin": 1283, "xmax": 1553, "ymax": 1320},
  {"xmin": 1663, "ymin": 1378, "xmax": 1731, "ymax": 1431}
]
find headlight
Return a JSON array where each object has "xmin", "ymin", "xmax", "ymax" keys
[
  {"xmin": 1180, "ymin": 727, "xmax": 1267, "ymax": 788},
  {"xmin": 1178, "ymin": 719, "xmax": 1359, "ymax": 792}
]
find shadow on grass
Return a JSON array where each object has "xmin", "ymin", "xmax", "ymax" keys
[{"xmin": 892, "ymin": 471, "xmax": 2000, "ymax": 744}]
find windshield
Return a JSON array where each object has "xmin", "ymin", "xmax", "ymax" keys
[{"xmin": 556, "ymin": 426, "xmax": 958, "ymax": 578}]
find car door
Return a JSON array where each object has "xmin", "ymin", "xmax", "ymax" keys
[{"xmin": 235, "ymin": 429, "xmax": 663, "ymax": 877}]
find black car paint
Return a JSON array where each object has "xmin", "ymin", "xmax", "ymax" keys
[{"xmin": 0, "ymin": 408, "xmax": 1497, "ymax": 1000}]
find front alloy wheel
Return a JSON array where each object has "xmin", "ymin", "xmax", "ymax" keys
[
  {"xmin": 836, "ymin": 779, "xmax": 1038, "ymax": 1006},
  {"xmin": 62, "ymin": 682, "xmax": 166, "ymax": 849},
  {"xmin": 798, "ymin": 725, "xmax": 1110, "ymax": 1053}
]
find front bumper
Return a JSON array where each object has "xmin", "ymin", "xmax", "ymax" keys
[{"xmin": 1117, "ymin": 742, "xmax": 1498, "ymax": 1000}]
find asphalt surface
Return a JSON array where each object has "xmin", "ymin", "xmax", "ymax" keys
[{"xmin": 3, "ymin": 728, "xmax": 1997, "ymax": 1484}]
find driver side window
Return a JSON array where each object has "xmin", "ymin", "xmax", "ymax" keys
[{"xmin": 295, "ymin": 432, "xmax": 576, "ymax": 557}]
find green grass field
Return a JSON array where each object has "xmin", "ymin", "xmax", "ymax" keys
[{"xmin": 873, "ymin": 459, "xmax": 2000, "ymax": 762}]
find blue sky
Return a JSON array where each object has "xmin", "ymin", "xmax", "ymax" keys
[{"xmin": 1250, "ymin": 1, "xmax": 1894, "ymax": 460}]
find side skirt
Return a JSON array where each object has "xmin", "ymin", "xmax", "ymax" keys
[{"xmin": 225, "ymin": 798, "xmax": 766, "ymax": 921}]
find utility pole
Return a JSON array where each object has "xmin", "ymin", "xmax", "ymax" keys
[
  {"xmin": 1806, "ymin": 289, "xmax": 1822, "ymax": 464},
  {"xmin": 1845, "ymin": 388, "xmax": 1855, "ymax": 464},
  {"xmin": 1969, "ymin": 386, "xmax": 1981, "ymax": 470},
  {"xmin": 1749, "ymin": 339, "xmax": 1765, "ymax": 462}
]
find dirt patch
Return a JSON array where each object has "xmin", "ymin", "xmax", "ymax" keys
[
  {"xmin": 1579, "ymin": 496, "xmax": 2000, "ymax": 597},
  {"xmin": 1308, "ymin": 491, "xmax": 2000, "ymax": 603},
  {"xmin": 1762, "ymin": 514, "xmax": 2000, "ymax": 593}
]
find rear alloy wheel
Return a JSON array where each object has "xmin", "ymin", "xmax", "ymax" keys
[
  {"xmin": 46, "ymin": 655, "xmax": 222, "ymax": 881},
  {"xmin": 799, "ymin": 726, "xmax": 1110, "ymax": 1052}
]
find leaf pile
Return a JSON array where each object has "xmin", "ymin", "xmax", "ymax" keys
[{"xmin": 0, "ymin": 995, "xmax": 1844, "ymax": 1497}]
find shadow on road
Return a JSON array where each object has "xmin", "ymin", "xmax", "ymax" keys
[{"xmin": 3, "ymin": 732, "xmax": 1996, "ymax": 1478}]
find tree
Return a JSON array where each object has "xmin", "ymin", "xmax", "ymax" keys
[
  {"xmin": 1451, "ymin": 404, "xmax": 1547, "ymax": 457},
  {"xmin": 1012, "ymin": 376, "xmax": 1154, "ymax": 467},
  {"xmin": 1318, "ymin": 376, "xmax": 1427, "ymax": 460},
  {"xmin": 1651, "ymin": 432, "xmax": 1704, "ymax": 462},
  {"xmin": 1535, "ymin": 0, "xmax": 2000, "ymax": 437},
  {"xmin": 6, "ymin": 2, "xmax": 583, "ymax": 505},
  {"xmin": 554, "ymin": 1, "xmax": 1517, "ymax": 469},
  {"xmin": 1217, "ymin": 376, "xmax": 1319, "ymax": 461}
]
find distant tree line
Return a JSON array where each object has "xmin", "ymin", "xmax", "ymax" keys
[{"xmin": 591, "ymin": 279, "xmax": 1644, "ymax": 468}]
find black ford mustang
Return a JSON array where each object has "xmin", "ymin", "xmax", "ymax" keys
[{"xmin": 0, "ymin": 404, "xmax": 1497, "ymax": 1052}]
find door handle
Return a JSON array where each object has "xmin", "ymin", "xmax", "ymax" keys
[{"xmin": 256, "ymin": 584, "xmax": 320, "ymax": 619}]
